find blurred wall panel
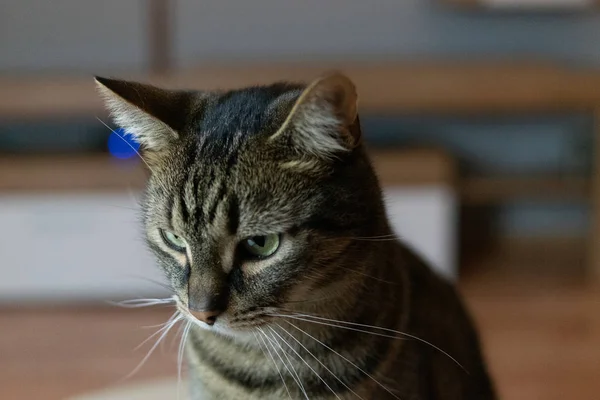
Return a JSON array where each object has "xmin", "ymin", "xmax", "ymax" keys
[
  {"xmin": 0, "ymin": 0, "xmax": 147, "ymax": 74},
  {"xmin": 0, "ymin": 193, "xmax": 167, "ymax": 302},
  {"xmin": 385, "ymin": 187, "xmax": 458, "ymax": 281},
  {"xmin": 175, "ymin": 0, "xmax": 600, "ymax": 67}
]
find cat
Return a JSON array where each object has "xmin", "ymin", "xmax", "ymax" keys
[{"xmin": 96, "ymin": 72, "xmax": 497, "ymax": 400}]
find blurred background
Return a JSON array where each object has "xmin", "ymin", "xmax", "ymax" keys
[{"xmin": 1, "ymin": 0, "xmax": 600, "ymax": 399}]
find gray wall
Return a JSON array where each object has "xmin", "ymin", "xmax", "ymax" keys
[
  {"xmin": 3, "ymin": 0, "xmax": 600, "ymax": 73},
  {"xmin": 0, "ymin": 0, "xmax": 146, "ymax": 74},
  {"xmin": 175, "ymin": 0, "xmax": 600, "ymax": 67}
]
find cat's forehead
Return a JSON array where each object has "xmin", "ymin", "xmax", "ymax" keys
[
  {"xmin": 151, "ymin": 136, "xmax": 314, "ymax": 238},
  {"xmin": 191, "ymin": 83, "xmax": 304, "ymax": 141}
]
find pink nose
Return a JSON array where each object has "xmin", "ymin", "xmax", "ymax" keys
[{"xmin": 191, "ymin": 310, "xmax": 220, "ymax": 325}]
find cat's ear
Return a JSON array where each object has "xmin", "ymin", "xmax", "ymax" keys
[
  {"xmin": 270, "ymin": 72, "xmax": 361, "ymax": 159},
  {"xmin": 95, "ymin": 77, "xmax": 194, "ymax": 151}
]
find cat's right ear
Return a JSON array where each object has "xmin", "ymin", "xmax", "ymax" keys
[
  {"xmin": 268, "ymin": 72, "xmax": 361, "ymax": 160},
  {"xmin": 95, "ymin": 77, "xmax": 194, "ymax": 151}
]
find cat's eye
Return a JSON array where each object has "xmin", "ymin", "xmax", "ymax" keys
[
  {"xmin": 160, "ymin": 230, "xmax": 187, "ymax": 251},
  {"xmin": 241, "ymin": 234, "xmax": 280, "ymax": 259}
]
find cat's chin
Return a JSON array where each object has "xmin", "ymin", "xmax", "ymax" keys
[{"xmin": 211, "ymin": 324, "xmax": 257, "ymax": 342}]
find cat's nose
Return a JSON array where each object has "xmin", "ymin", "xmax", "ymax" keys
[
  {"xmin": 190, "ymin": 309, "xmax": 221, "ymax": 326},
  {"xmin": 188, "ymin": 293, "xmax": 227, "ymax": 326}
]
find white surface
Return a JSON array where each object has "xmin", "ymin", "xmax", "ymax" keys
[
  {"xmin": 68, "ymin": 379, "xmax": 188, "ymax": 400},
  {"xmin": 383, "ymin": 186, "xmax": 457, "ymax": 281},
  {"xmin": 0, "ymin": 186, "xmax": 456, "ymax": 302},
  {"xmin": 0, "ymin": 193, "xmax": 165, "ymax": 302}
]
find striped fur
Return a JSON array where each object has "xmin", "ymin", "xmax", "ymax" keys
[{"xmin": 97, "ymin": 73, "xmax": 497, "ymax": 399}]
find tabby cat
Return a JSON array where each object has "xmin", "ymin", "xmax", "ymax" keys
[{"xmin": 96, "ymin": 72, "xmax": 497, "ymax": 399}]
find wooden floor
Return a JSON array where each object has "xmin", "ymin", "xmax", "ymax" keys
[{"xmin": 1, "ymin": 262, "xmax": 599, "ymax": 400}]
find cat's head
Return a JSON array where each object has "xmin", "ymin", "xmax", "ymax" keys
[{"xmin": 96, "ymin": 73, "xmax": 385, "ymax": 337}]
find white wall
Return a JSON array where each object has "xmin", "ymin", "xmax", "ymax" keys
[
  {"xmin": 384, "ymin": 186, "xmax": 457, "ymax": 281},
  {"xmin": 0, "ymin": 187, "xmax": 456, "ymax": 303},
  {"xmin": 0, "ymin": 193, "xmax": 165, "ymax": 303}
]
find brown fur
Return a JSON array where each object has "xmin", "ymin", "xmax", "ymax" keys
[{"xmin": 96, "ymin": 73, "xmax": 496, "ymax": 399}]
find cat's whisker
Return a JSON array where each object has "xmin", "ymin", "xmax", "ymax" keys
[
  {"xmin": 260, "ymin": 327, "xmax": 308, "ymax": 400},
  {"xmin": 107, "ymin": 297, "xmax": 175, "ymax": 309},
  {"xmin": 281, "ymin": 296, "xmax": 338, "ymax": 305},
  {"xmin": 120, "ymin": 275, "xmax": 173, "ymax": 292},
  {"xmin": 120, "ymin": 313, "xmax": 183, "ymax": 382},
  {"xmin": 252, "ymin": 331, "xmax": 275, "ymax": 384},
  {"xmin": 283, "ymin": 321, "xmax": 401, "ymax": 400},
  {"xmin": 141, "ymin": 322, "xmax": 171, "ymax": 329},
  {"xmin": 326, "ymin": 233, "xmax": 400, "ymax": 242},
  {"xmin": 273, "ymin": 312, "xmax": 467, "ymax": 373},
  {"xmin": 255, "ymin": 328, "xmax": 294, "ymax": 400},
  {"xmin": 348, "ymin": 234, "xmax": 398, "ymax": 240},
  {"xmin": 270, "ymin": 325, "xmax": 362, "ymax": 400},
  {"xmin": 258, "ymin": 326, "xmax": 309, "ymax": 400},
  {"xmin": 134, "ymin": 311, "xmax": 180, "ymax": 351},
  {"xmin": 264, "ymin": 327, "xmax": 341, "ymax": 400},
  {"xmin": 141, "ymin": 316, "xmax": 179, "ymax": 329},
  {"xmin": 103, "ymin": 204, "xmax": 139, "ymax": 211},
  {"xmin": 332, "ymin": 265, "xmax": 397, "ymax": 284},
  {"xmin": 95, "ymin": 116, "xmax": 155, "ymax": 173},
  {"xmin": 169, "ymin": 317, "xmax": 188, "ymax": 350},
  {"xmin": 271, "ymin": 314, "xmax": 405, "ymax": 343},
  {"xmin": 177, "ymin": 321, "xmax": 193, "ymax": 400},
  {"xmin": 348, "ymin": 237, "xmax": 399, "ymax": 242},
  {"xmin": 137, "ymin": 309, "xmax": 181, "ymax": 330}
]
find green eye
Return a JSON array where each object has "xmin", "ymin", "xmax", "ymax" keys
[
  {"xmin": 160, "ymin": 230, "xmax": 187, "ymax": 251},
  {"xmin": 242, "ymin": 234, "xmax": 280, "ymax": 259}
]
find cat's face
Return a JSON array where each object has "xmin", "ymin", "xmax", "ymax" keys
[
  {"xmin": 97, "ymin": 73, "xmax": 380, "ymax": 337},
  {"xmin": 143, "ymin": 135, "xmax": 335, "ymax": 336}
]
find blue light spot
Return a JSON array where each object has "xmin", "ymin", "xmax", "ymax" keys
[{"xmin": 107, "ymin": 128, "xmax": 140, "ymax": 159}]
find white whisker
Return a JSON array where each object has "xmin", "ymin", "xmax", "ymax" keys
[
  {"xmin": 141, "ymin": 319, "xmax": 178, "ymax": 329},
  {"xmin": 345, "ymin": 233, "xmax": 400, "ymax": 241},
  {"xmin": 134, "ymin": 312, "xmax": 180, "ymax": 351},
  {"xmin": 353, "ymin": 234, "xmax": 398, "ymax": 239},
  {"xmin": 274, "ymin": 313, "xmax": 467, "ymax": 373},
  {"xmin": 349, "ymin": 238, "xmax": 398, "ymax": 242},
  {"xmin": 177, "ymin": 321, "xmax": 193, "ymax": 400},
  {"xmin": 107, "ymin": 297, "xmax": 175, "ymax": 309},
  {"xmin": 333, "ymin": 265, "xmax": 397, "ymax": 284},
  {"xmin": 121, "ymin": 313, "xmax": 183, "ymax": 382},
  {"xmin": 284, "ymin": 321, "xmax": 401, "ymax": 400},
  {"xmin": 270, "ymin": 325, "xmax": 363, "ymax": 399},
  {"xmin": 169, "ymin": 318, "xmax": 187, "ymax": 350},
  {"xmin": 255, "ymin": 328, "xmax": 293, "ymax": 400},
  {"xmin": 258, "ymin": 327, "xmax": 309, "ymax": 400},
  {"xmin": 264, "ymin": 327, "xmax": 341, "ymax": 400},
  {"xmin": 273, "ymin": 314, "xmax": 406, "ymax": 340},
  {"xmin": 96, "ymin": 116, "xmax": 154, "ymax": 173}
]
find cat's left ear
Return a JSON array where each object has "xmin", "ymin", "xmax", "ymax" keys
[
  {"xmin": 95, "ymin": 77, "xmax": 195, "ymax": 151},
  {"xmin": 270, "ymin": 72, "xmax": 361, "ymax": 159}
]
